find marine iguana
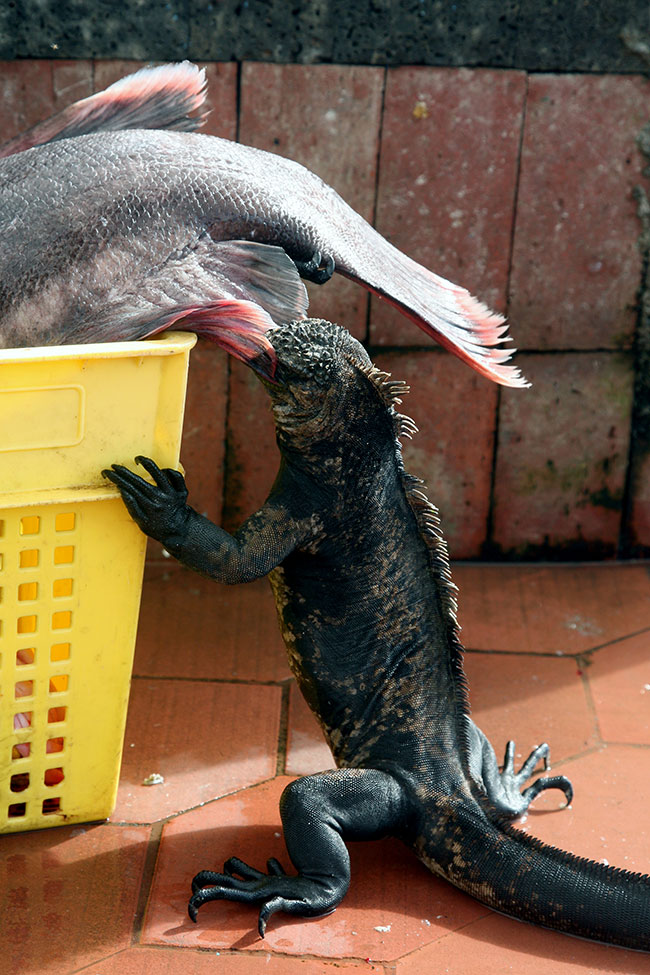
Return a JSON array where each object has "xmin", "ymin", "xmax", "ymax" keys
[{"xmin": 104, "ymin": 320, "xmax": 650, "ymax": 950}]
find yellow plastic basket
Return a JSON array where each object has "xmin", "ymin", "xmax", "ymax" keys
[{"xmin": 0, "ymin": 332, "xmax": 196, "ymax": 832}]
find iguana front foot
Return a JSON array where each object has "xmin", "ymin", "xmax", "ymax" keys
[
  {"xmin": 468, "ymin": 720, "xmax": 573, "ymax": 818},
  {"xmin": 188, "ymin": 855, "xmax": 339, "ymax": 936},
  {"xmin": 293, "ymin": 250, "xmax": 335, "ymax": 284}
]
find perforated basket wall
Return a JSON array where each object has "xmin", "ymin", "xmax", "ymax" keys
[{"xmin": 0, "ymin": 333, "xmax": 195, "ymax": 832}]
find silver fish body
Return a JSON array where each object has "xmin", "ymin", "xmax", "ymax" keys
[{"xmin": 0, "ymin": 70, "xmax": 525, "ymax": 386}]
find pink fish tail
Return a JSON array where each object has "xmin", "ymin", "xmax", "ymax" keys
[{"xmin": 344, "ymin": 241, "xmax": 529, "ymax": 388}]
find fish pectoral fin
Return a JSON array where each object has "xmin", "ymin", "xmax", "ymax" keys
[
  {"xmin": 209, "ymin": 239, "xmax": 309, "ymax": 325},
  {"xmin": 143, "ymin": 297, "xmax": 277, "ymax": 375}
]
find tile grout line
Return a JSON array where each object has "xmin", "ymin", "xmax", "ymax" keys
[
  {"xmin": 364, "ymin": 64, "xmax": 388, "ymax": 348},
  {"xmin": 576, "ymin": 651, "xmax": 604, "ymax": 746},
  {"xmin": 484, "ymin": 70, "xmax": 529, "ymax": 557},
  {"xmin": 463, "ymin": 623, "xmax": 650, "ymax": 657},
  {"xmin": 131, "ymin": 673, "xmax": 292, "ymax": 687},
  {"xmin": 131, "ymin": 819, "xmax": 165, "ymax": 945},
  {"xmin": 275, "ymin": 680, "xmax": 292, "ymax": 776},
  {"xmin": 68, "ymin": 945, "xmax": 129, "ymax": 975}
]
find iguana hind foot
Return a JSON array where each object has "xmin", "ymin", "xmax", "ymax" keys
[
  {"xmin": 189, "ymin": 857, "xmax": 337, "ymax": 936},
  {"xmin": 468, "ymin": 720, "xmax": 573, "ymax": 818}
]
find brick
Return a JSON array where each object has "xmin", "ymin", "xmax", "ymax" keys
[
  {"xmin": 370, "ymin": 66, "xmax": 526, "ymax": 346},
  {"xmin": 509, "ymin": 74, "xmax": 649, "ymax": 350},
  {"xmin": 373, "ymin": 349, "xmax": 498, "ymax": 557},
  {"xmin": 492, "ymin": 352, "xmax": 634, "ymax": 556},
  {"xmin": 178, "ymin": 341, "xmax": 228, "ymax": 524},
  {"xmin": 223, "ymin": 356, "xmax": 280, "ymax": 531},
  {"xmin": 239, "ymin": 63, "xmax": 385, "ymax": 340},
  {"xmin": 629, "ymin": 450, "xmax": 650, "ymax": 551},
  {"xmin": 0, "ymin": 59, "xmax": 91, "ymax": 141}
]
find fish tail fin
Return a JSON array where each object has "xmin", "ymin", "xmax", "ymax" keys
[
  {"xmin": 0, "ymin": 61, "xmax": 208, "ymax": 158},
  {"xmin": 345, "ymin": 242, "xmax": 528, "ymax": 388}
]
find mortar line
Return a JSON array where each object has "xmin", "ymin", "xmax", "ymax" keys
[
  {"xmin": 131, "ymin": 820, "xmax": 164, "ymax": 945},
  {"xmin": 364, "ymin": 65, "xmax": 388, "ymax": 348}
]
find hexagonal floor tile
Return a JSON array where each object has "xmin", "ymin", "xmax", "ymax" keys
[
  {"xmin": 1, "ymin": 823, "xmax": 150, "ymax": 975},
  {"xmin": 395, "ymin": 912, "xmax": 650, "ymax": 974},
  {"xmin": 142, "ymin": 777, "xmax": 488, "ymax": 961},
  {"xmin": 465, "ymin": 650, "xmax": 596, "ymax": 765},
  {"xmin": 135, "ymin": 566, "xmax": 290, "ymax": 683},
  {"xmin": 587, "ymin": 631, "xmax": 650, "ymax": 745},
  {"xmin": 285, "ymin": 683, "xmax": 334, "ymax": 777},
  {"xmin": 454, "ymin": 563, "xmax": 650, "ymax": 654},
  {"xmin": 112, "ymin": 679, "xmax": 282, "ymax": 823},
  {"xmin": 517, "ymin": 744, "xmax": 650, "ymax": 870}
]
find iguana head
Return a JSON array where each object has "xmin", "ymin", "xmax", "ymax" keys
[{"xmin": 257, "ymin": 318, "xmax": 415, "ymax": 465}]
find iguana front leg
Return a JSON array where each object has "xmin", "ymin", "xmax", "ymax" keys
[
  {"xmin": 189, "ymin": 767, "xmax": 410, "ymax": 936},
  {"xmin": 103, "ymin": 455, "xmax": 310, "ymax": 583},
  {"xmin": 466, "ymin": 719, "xmax": 573, "ymax": 818}
]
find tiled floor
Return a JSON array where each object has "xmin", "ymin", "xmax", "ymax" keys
[{"xmin": 3, "ymin": 561, "xmax": 650, "ymax": 974}]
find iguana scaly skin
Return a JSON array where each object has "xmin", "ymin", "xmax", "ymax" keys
[{"xmin": 105, "ymin": 320, "xmax": 650, "ymax": 949}]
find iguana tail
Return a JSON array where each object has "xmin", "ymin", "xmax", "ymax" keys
[
  {"xmin": 0, "ymin": 61, "xmax": 207, "ymax": 158},
  {"xmin": 418, "ymin": 795, "xmax": 650, "ymax": 950}
]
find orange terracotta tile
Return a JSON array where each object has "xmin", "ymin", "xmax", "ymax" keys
[
  {"xmin": 112, "ymin": 679, "xmax": 281, "ymax": 823},
  {"xmin": 396, "ymin": 911, "xmax": 650, "ymax": 974},
  {"xmin": 135, "ymin": 564, "xmax": 290, "ymax": 683},
  {"xmin": 240, "ymin": 63, "xmax": 385, "ymax": 341},
  {"xmin": 373, "ymin": 349, "xmax": 497, "ymax": 557},
  {"xmin": 516, "ymin": 745, "xmax": 650, "ymax": 870},
  {"xmin": 285, "ymin": 683, "xmax": 334, "ymax": 777},
  {"xmin": 587, "ymin": 632, "xmax": 650, "ymax": 745},
  {"xmin": 75, "ymin": 944, "xmax": 368, "ymax": 973},
  {"xmin": 466, "ymin": 651, "xmax": 595, "ymax": 765},
  {"xmin": 143, "ymin": 777, "xmax": 487, "ymax": 960},
  {"xmin": 453, "ymin": 563, "xmax": 650, "ymax": 655},
  {"xmin": 0, "ymin": 822, "xmax": 150, "ymax": 975}
]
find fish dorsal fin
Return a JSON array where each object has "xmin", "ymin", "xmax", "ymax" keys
[{"xmin": 0, "ymin": 61, "xmax": 208, "ymax": 158}]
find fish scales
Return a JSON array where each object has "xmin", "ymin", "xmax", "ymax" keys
[{"xmin": 0, "ymin": 64, "xmax": 526, "ymax": 386}]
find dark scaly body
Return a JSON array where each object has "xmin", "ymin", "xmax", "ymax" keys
[
  {"xmin": 0, "ymin": 63, "xmax": 524, "ymax": 386},
  {"xmin": 104, "ymin": 319, "xmax": 650, "ymax": 951}
]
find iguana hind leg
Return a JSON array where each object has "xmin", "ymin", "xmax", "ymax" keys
[
  {"xmin": 467, "ymin": 719, "xmax": 573, "ymax": 818},
  {"xmin": 188, "ymin": 767, "xmax": 409, "ymax": 936}
]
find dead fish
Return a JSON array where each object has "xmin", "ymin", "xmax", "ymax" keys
[{"xmin": 0, "ymin": 62, "xmax": 527, "ymax": 386}]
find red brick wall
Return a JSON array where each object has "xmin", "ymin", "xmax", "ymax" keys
[{"xmin": 2, "ymin": 60, "xmax": 648, "ymax": 559}]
